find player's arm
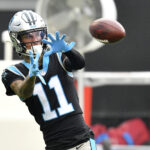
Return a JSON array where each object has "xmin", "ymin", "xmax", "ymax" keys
[
  {"xmin": 62, "ymin": 49, "xmax": 85, "ymax": 72},
  {"xmin": 42, "ymin": 32, "xmax": 85, "ymax": 71},
  {"xmin": 9, "ymin": 51, "xmax": 45, "ymax": 100},
  {"xmin": 10, "ymin": 76, "xmax": 36, "ymax": 99}
]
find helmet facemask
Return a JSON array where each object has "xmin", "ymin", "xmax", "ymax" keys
[{"xmin": 17, "ymin": 27, "xmax": 48, "ymax": 56}]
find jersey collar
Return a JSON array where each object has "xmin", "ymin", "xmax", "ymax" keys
[{"xmin": 21, "ymin": 60, "xmax": 30, "ymax": 69}]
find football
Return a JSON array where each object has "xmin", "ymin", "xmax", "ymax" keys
[{"xmin": 89, "ymin": 18, "xmax": 126, "ymax": 43}]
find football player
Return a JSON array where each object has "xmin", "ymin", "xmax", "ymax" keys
[{"xmin": 1, "ymin": 10, "xmax": 96, "ymax": 150}]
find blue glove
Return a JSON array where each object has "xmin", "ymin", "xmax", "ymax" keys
[
  {"xmin": 42, "ymin": 31, "xmax": 76, "ymax": 57},
  {"xmin": 29, "ymin": 50, "xmax": 46, "ymax": 85}
]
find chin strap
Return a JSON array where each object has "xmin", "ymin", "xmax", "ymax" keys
[{"xmin": 26, "ymin": 45, "xmax": 43, "ymax": 56}]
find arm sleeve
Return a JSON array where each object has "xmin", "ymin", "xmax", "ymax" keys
[
  {"xmin": 1, "ymin": 69, "xmax": 24, "ymax": 96},
  {"xmin": 62, "ymin": 49, "xmax": 85, "ymax": 72}
]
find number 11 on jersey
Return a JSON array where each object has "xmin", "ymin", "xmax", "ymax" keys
[{"xmin": 34, "ymin": 75, "xmax": 74, "ymax": 121}]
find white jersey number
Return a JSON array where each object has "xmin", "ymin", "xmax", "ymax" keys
[{"xmin": 33, "ymin": 75, "xmax": 74, "ymax": 121}]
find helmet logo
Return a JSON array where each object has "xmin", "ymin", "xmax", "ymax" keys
[{"xmin": 22, "ymin": 12, "xmax": 37, "ymax": 26}]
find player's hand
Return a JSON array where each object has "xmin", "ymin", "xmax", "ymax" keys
[
  {"xmin": 42, "ymin": 31, "xmax": 76, "ymax": 57},
  {"xmin": 29, "ymin": 50, "xmax": 46, "ymax": 85}
]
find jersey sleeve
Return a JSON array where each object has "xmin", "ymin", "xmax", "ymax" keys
[
  {"xmin": 56, "ymin": 49, "xmax": 85, "ymax": 72},
  {"xmin": 56, "ymin": 52, "xmax": 74, "ymax": 78},
  {"xmin": 62, "ymin": 49, "xmax": 85, "ymax": 71},
  {"xmin": 1, "ymin": 67, "xmax": 25, "ymax": 96}
]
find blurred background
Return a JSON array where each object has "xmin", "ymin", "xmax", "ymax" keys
[{"xmin": 1, "ymin": 0, "xmax": 150, "ymax": 150}]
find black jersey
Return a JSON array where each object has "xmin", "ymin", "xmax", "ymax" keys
[{"xmin": 2, "ymin": 52, "xmax": 93, "ymax": 150}]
